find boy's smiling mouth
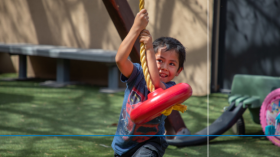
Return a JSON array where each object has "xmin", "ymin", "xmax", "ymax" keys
[{"xmin": 159, "ymin": 73, "xmax": 168, "ymax": 78}]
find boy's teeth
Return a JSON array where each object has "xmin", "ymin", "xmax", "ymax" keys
[{"xmin": 160, "ymin": 74, "xmax": 167, "ymax": 77}]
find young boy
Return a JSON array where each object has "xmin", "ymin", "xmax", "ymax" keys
[{"xmin": 112, "ymin": 9, "xmax": 186, "ymax": 157}]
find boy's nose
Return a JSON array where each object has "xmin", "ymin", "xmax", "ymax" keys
[{"xmin": 161, "ymin": 63, "xmax": 168, "ymax": 71}]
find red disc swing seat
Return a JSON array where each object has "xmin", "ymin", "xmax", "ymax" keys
[{"xmin": 130, "ymin": 83, "xmax": 192, "ymax": 124}]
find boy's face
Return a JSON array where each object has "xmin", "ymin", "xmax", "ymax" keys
[{"xmin": 155, "ymin": 47, "xmax": 183, "ymax": 83}]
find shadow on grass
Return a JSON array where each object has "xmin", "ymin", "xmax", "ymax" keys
[
  {"xmin": 0, "ymin": 79, "xmax": 123, "ymax": 137},
  {"xmin": 209, "ymin": 136, "xmax": 266, "ymax": 145},
  {"xmin": 165, "ymin": 135, "xmax": 279, "ymax": 157},
  {"xmin": 0, "ymin": 96, "xmax": 120, "ymax": 134},
  {"xmin": 0, "ymin": 92, "xmax": 33, "ymax": 106},
  {"xmin": 0, "ymin": 136, "xmax": 114, "ymax": 156},
  {"xmin": 0, "ymin": 80, "xmax": 121, "ymax": 156}
]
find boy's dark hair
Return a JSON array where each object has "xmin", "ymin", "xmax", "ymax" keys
[{"xmin": 153, "ymin": 37, "xmax": 186, "ymax": 70}]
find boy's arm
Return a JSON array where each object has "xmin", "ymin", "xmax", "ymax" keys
[
  {"xmin": 115, "ymin": 9, "xmax": 149, "ymax": 78},
  {"xmin": 139, "ymin": 30, "xmax": 166, "ymax": 90}
]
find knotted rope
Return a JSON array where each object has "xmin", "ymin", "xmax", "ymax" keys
[{"xmin": 139, "ymin": 0, "xmax": 187, "ymax": 116}]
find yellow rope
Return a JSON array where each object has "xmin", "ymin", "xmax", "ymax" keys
[
  {"xmin": 139, "ymin": 0, "xmax": 186, "ymax": 116},
  {"xmin": 139, "ymin": 0, "xmax": 154, "ymax": 92}
]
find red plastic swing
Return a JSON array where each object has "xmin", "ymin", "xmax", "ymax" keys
[{"xmin": 130, "ymin": 83, "xmax": 192, "ymax": 124}]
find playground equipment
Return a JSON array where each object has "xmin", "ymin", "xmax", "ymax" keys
[
  {"xmin": 130, "ymin": 83, "xmax": 192, "ymax": 124},
  {"xmin": 167, "ymin": 74, "xmax": 280, "ymax": 147}
]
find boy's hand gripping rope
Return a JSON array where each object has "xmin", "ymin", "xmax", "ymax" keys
[{"xmin": 139, "ymin": 0, "xmax": 187, "ymax": 116}]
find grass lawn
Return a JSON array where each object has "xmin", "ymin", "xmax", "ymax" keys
[{"xmin": 0, "ymin": 73, "xmax": 279, "ymax": 157}]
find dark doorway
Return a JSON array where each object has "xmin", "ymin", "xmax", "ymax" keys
[{"xmin": 212, "ymin": 0, "xmax": 280, "ymax": 93}]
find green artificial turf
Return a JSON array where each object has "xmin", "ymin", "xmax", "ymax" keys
[{"xmin": 0, "ymin": 73, "xmax": 279, "ymax": 157}]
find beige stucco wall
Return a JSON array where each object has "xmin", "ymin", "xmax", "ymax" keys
[{"xmin": 0, "ymin": 0, "xmax": 212, "ymax": 96}]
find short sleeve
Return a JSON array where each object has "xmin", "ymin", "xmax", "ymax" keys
[{"xmin": 120, "ymin": 63, "xmax": 143, "ymax": 84}]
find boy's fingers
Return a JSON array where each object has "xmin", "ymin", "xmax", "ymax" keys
[
  {"xmin": 140, "ymin": 14, "xmax": 149, "ymax": 20},
  {"xmin": 139, "ymin": 38, "xmax": 146, "ymax": 44},
  {"xmin": 144, "ymin": 13, "xmax": 149, "ymax": 19},
  {"xmin": 139, "ymin": 36, "xmax": 149, "ymax": 42},
  {"xmin": 140, "ymin": 32, "xmax": 150, "ymax": 37},
  {"xmin": 139, "ymin": 35, "xmax": 147, "ymax": 39},
  {"xmin": 139, "ymin": 10, "xmax": 148, "ymax": 17},
  {"xmin": 140, "ymin": 9, "xmax": 147, "ymax": 14}
]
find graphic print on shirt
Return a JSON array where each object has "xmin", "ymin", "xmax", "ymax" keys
[{"xmin": 121, "ymin": 87, "xmax": 162, "ymax": 143}]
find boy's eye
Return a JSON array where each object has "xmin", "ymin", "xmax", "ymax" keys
[
  {"xmin": 170, "ymin": 63, "xmax": 175, "ymax": 66},
  {"xmin": 157, "ymin": 60, "xmax": 162, "ymax": 63}
]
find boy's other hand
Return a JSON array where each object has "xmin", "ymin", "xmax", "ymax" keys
[
  {"xmin": 133, "ymin": 9, "xmax": 149, "ymax": 32},
  {"xmin": 139, "ymin": 29, "xmax": 153, "ymax": 50}
]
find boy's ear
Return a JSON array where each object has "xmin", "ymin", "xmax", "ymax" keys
[{"xmin": 176, "ymin": 67, "xmax": 183, "ymax": 76}]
